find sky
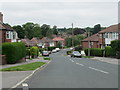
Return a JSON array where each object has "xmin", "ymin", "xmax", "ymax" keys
[{"xmin": 0, "ymin": 0, "xmax": 119, "ymax": 28}]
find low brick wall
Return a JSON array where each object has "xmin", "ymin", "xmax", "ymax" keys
[{"xmin": 0, "ymin": 55, "xmax": 7, "ymax": 65}]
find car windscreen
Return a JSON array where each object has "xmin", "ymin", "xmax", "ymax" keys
[{"xmin": 73, "ymin": 51, "xmax": 80, "ymax": 54}]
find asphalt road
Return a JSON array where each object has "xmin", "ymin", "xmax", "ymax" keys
[{"xmin": 17, "ymin": 49, "xmax": 118, "ymax": 88}]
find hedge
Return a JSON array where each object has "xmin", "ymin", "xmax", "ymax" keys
[
  {"xmin": 111, "ymin": 40, "xmax": 120, "ymax": 51},
  {"xmin": 47, "ymin": 47, "xmax": 56, "ymax": 51},
  {"xmin": 30, "ymin": 46, "xmax": 39, "ymax": 58},
  {"xmin": 74, "ymin": 46, "xmax": 82, "ymax": 52},
  {"xmin": 105, "ymin": 46, "xmax": 116, "ymax": 57},
  {"xmin": 66, "ymin": 50, "xmax": 72, "ymax": 55},
  {"xmin": 2, "ymin": 42, "xmax": 26, "ymax": 64},
  {"xmin": 84, "ymin": 48, "xmax": 104, "ymax": 57}
]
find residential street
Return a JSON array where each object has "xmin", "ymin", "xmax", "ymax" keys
[{"xmin": 16, "ymin": 49, "xmax": 118, "ymax": 88}]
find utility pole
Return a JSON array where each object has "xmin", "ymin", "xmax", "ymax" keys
[
  {"xmin": 88, "ymin": 32, "xmax": 91, "ymax": 56},
  {"xmin": 72, "ymin": 23, "xmax": 74, "ymax": 48}
]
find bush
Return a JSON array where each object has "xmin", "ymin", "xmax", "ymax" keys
[
  {"xmin": 30, "ymin": 46, "xmax": 39, "ymax": 58},
  {"xmin": 111, "ymin": 40, "xmax": 120, "ymax": 51},
  {"xmin": 105, "ymin": 46, "xmax": 116, "ymax": 57},
  {"xmin": 84, "ymin": 48, "xmax": 104, "ymax": 57},
  {"xmin": 2, "ymin": 42, "xmax": 26, "ymax": 64},
  {"xmin": 74, "ymin": 46, "xmax": 82, "ymax": 52},
  {"xmin": 39, "ymin": 48, "xmax": 47, "ymax": 53},
  {"xmin": 66, "ymin": 50, "xmax": 72, "ymax": 55},
  {"xmin": 47, "ymin": 47, "xmax": 56, "ymax": 51}
]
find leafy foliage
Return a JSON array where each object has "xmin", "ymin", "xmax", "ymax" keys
[
  {"xmin": 105, "ymin": 46, "xmax": 116, "ymax": 57},
  {"xmin": 2, "ymin": 42, "xmax": 26, "ymax": 64},
  {"xmin": 111, "ymin": 40, "xmax": 120, "ymax": 51},
  {"xmin": 84, "ymin": 48, "xmax": 104, "ymax": 57}
]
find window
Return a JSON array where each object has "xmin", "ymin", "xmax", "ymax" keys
[
  {"xmin": 13, "ymin": 32, "xmax": 16, "ymax": 39},
  {"xmin": 99, "ymin": 34, "xmax": 102, "ymax": 38},
  {"xmin": 6, "ymin": 31, "xmax": 10, "ymax": 39}
]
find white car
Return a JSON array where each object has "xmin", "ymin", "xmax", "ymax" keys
[
  {"xmin": 55, "ymin": 48, "xmax": 60, "ymax": 52},
  {"xmin": 52, "ymin": 49, "xmax": 57, "ymax": 53}
]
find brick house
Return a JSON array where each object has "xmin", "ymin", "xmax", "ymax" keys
[
  {"xmin": 81, "ymin": 34, "xmax": 100, "ymax": 50},
  {"xmin": 0, "ymin": 12, "xmax": 18, "ymax": 44},
  {"xmin": 82, "ymin": 24, "xmax": 119, "ymax": 50},
  {"xmin": 38, "ymin": 37, "xmax": 54, "ymax": 48},
  {"xmin": 52, "ymin": 37, "xmax": 65, "ymax": 47}
]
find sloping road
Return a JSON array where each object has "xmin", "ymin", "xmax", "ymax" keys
[{"xmin": 17, "ymin": 49, "xmax": 118, "ymax": 88}]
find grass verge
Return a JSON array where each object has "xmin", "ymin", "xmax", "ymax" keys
[
  {"xmin": 0, "ymin": 62, "xmax": 45, "ymax": 71},
  {"xmin": 82, "ymin": 56, "xmax": 94, "ymax": 58},
  {"xmin": 44, "ymin": 57, "xmax": 51, "ymax": 60}
]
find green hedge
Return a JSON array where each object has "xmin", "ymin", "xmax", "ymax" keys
[
  {"xmin": 2, "ymin": 42, "xmax": 26, "ymax": 64},
  {"xmin": 47, "ymin": 47, "xmax": 56, "ymax": 51},
  {"xmin": 66, "ymin": 50, "xmax": 72, "ymax": 55},
  {"xmin": 30, "ymin": 46, "xmax": 39, "ymax": 58},
  {"xmin": 84, "ymin": 48, "xmax": 104, "ymax": 57},
  {"xmin": 105, "ymin": 46, "xmax": 116, "ymax": 57},
  {"xmin": 111, "ymin": 40, "xmax": 120, "ymax": 51}
]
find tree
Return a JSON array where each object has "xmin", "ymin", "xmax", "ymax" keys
[
  {"xmin": 46, "ymin": 29, "xmax": 53, "ymax": 38},
  {"xmin": 13, "ymin": 25, "xmax": 25, "ymax": 39},
  {"xmin": 22, "ymin": 22, "xmax": 35, "ymax": 39},
  {"xmin": 53, "ymin": 25, "xmax": 58, "ymax": 35},
  {"xmin": 73, "ymin": 28, "xmax": 85, "ymax": 35},
  {"xmin": 32, "ymin": 24, "xmax": 42, "ymax": 38},
  {"xmin": 56, "ymin": 41, "xmax": 62, "ymax": 48},
  {"xmin": 93, "ymin": 24, "xmax": 101, "ymax": 34},
  {"xmin": 41, "ymin": 24, "xmax": 50, "ymax": 37}
]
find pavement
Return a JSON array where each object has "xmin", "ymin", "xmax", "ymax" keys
[
  {"xmin": 91, "ymin": 57, "xmax": 119, "ymax": 65},
  {"xmin": 0, "ymin": 57, "xmax": 48, "ymax": 69},
  {"xmin": 1, "ymin": 57, "xmax": 50, "ymax": 89},
  {"xmin": 16, "ymin": 49, "xmax": 118, "ymax": 88}
]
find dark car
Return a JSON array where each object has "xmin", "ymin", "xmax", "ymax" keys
[
  {"xmin": 42, "ymin": 51, "xmax": 49, "ymax": 56},
  {"xmin": 71, "ymin": 51, "xmax": 81, "ymax": 58}
]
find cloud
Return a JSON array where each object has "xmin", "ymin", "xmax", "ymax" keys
[{"xmin": 1, "ymin": 2, "xmax": 118, "ymax": 28}]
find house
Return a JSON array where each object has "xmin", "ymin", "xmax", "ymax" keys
[
  {"xmin": 98, "ymin": 24, "xmax": 119, "ymax": 48},
  {"xmin": 82, "ymin": 24, "xmax": 119, "ymax": 50},
  {"xmin": 38, "ymin": 37, "xmax": 54, "ymax": 48},
  {"xmin": 52, "ymin": 37, "xmax": 65, "ymax": 47},
  {"xmin": 81, "ymin": 33, "xmax": 100, "ymax": 50},
  {"xmin": 0, "ymin": 12, "xmax": 18, "ymax": 43}
]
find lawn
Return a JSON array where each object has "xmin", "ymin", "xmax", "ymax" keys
[
  {"xmin": 82, "ymin": 56, "xmax": 94, "ymax": 58},
  {"xmin": 43, "ymin": 57, "xmax": 51, "ymax": 60},
  {"xmin": 1, "ymin": 62, "xmax": 45, "ymax": 71}
]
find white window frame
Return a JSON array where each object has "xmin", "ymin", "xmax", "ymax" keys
[{"xmin": 6, "ymin": 31, "xmax": 10, "ymax": 39}]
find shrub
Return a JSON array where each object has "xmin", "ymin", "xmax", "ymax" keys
[
  {"xmin": 111, "ymin": 40, "xmax": 120, "ymax": 52},
  {"xmin": 30, "ymin": 46, "xmax": 39, "ymax": 58},
  {"xmin": 66, "ymin": 50, "xmax": 72, "ymax": 55},
  {"xmin": 2, "ymin": 42, "xmax": 26, "ymax": 64},
  {"xmin": 105, "ymin": 46, "xmax": 116, "ymax": 57},
  {"xmin": 39, "ymin": 48, "xmax": 47, "ymax": 53},
  {"xmin": 74, "ymin": 46, "xmax": 82, "ymax": 52},
  {"xmin": 47, "ymin": 47, "xmax": 56, "ymax": 51},
  {"xmin": 84, "ymin": 48, "xmax": 104, "ymax": 57}
]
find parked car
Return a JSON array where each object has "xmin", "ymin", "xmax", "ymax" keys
[
  {"xmin": 52, "ymin": 49, "xmax": 57, "ymax": 53},
  {"xmin": 55, "ymin": 48, "xmax": 60, "ymax": 52},
  {"xmin": 71, "ymin": 51, "xmax": 82, "ymax": 58},
  {"xmin": 42, "ymin": 51, "xmax": 49, "ymax": 56}
]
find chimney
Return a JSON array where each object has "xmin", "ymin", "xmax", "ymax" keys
[{"xmin": 0, "ymin": 12, "xmax": 3, "ymax": 24}]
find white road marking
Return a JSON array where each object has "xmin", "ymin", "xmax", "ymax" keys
[
  {"xmin": 88, "ymin": 67, "xmax": 109, "ymax": 74},
  {"xmin": 76, "ymin": 62, "xmax": 84, "ymax": 66}
]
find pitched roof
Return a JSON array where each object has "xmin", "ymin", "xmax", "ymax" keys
[
  {"xmin": 82, "ymin": 33, "xmax": 99, "ymax": 42},
  {"xmin": 0, "ymin": 23, "xmax": 14, "ymax": 30},
  {"xmin": 41, "ymin": 37, "xmax": 52, "ymax": 43},
  {"xmin": 99, "ymin": 24, "xmax": 119, "ymax": 33},
  {"xmin": 52, "ymin": 37, "xmax": 64, "ymax": 41}
]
